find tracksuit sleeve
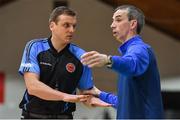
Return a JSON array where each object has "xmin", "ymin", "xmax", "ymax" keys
[
  {"xmin": 77, "ymin": 66, "xmax": 94, "ymax": 90},
  {"xmin": 111, "ymin": 45, "xmax": 149, "ymax": 76},
  {"xmin": 99, "ymin": 91, "xmax": 118, "ymax": 109}
]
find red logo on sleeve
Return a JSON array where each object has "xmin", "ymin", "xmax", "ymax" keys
[{"xmin": 66, "ymin": 63, "xmax": 76, "ymax": 73}]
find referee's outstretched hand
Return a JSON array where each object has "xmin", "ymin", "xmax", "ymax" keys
[{"xmin": 62, "ymin": 94, "xmax": 90, "ymax": 103}]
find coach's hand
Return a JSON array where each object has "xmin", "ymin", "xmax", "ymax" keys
[
  {"xmin": 83, "ymin": 86, "xmax": 101, "ymax": 97},
  {"xmin": 62, "ymin": 94, "xmax": 90, "ymax": 103},
  {"xmin": 83, "ymin": 96, "xmax": 111, "ymax": 107},
  {"xmin": 81, "ymin": 51, "xmax": 109, "ymax": 68}
]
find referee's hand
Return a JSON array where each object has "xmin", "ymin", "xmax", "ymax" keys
[{"xmin": 62, "ymin": 94, "xmax": 90, "ymax": 103}]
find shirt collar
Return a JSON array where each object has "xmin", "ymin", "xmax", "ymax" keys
[
  {"xmin": 47, "ymin": 36, "xmax": 70, "ymax": 56},
  {"xmin": 118, "ymin": 35, "xmax": 142, "ymax": 54}
]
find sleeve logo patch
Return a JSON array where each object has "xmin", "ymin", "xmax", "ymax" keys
[{"xmin": 66, "ymin": 63, "xmax": 76, "ymax": 73}]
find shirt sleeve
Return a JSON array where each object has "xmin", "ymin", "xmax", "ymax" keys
[
  {"xmin": 68, "ymin": 44, "xmax": 94, "ymax": 90},
  {"xmin": 77, "ymin": 65, "xmax": 94, "ymax": 90},
  {"xmin": 111, "ymin": 45, "xmax": 149, "ymax": 76},
  {"xmin": 18, "ymin": 41, "xmax": 40, "ymax": 75},
  {"xmin": 99, "ymin": 91, "xmax": 118, "ymax": 109}
]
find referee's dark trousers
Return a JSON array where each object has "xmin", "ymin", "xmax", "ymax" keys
[{"xmin": 21, "ymin": 110, "xmax": 73, "ymax": 119}]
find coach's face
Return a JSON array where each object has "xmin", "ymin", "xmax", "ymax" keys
[
  {"xmin": 110, "ymin": 9, "xmax": 136, "ymax": 43},
  {"xmin": 50, "ymin": 14, "xmax": 77, "ymax": 44}
]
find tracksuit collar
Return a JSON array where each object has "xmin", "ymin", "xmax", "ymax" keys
[{"xmin": 118, "ymin": 35, "xmax": 142, "ymax": 54}]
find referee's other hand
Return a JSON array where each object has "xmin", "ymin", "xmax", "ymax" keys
[{"xmin": 62, "ymin": 94, "xmax": 90, "ymax": 103}]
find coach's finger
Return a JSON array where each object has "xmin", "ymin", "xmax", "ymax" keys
[{"xmin": 81, "ymin": 51, "xmax": 97, "ymax": 59}]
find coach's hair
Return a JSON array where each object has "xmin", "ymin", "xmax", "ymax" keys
[
  {"xmin": 49, "ymin": 6, "xmax": 76, "ymax": 23},
  {"xmin": 115, "ymin": 5, "xmax": 145, "ymax": 34}
]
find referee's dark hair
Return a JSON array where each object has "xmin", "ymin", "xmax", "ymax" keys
[{"xmin": 49, "ymin": 6, "xmax": 77, "ymax": 24}]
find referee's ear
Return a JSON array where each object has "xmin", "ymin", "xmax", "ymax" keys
[{"xmin": 49, "ymin": 22, "xmax": 55, "ymax": 31}]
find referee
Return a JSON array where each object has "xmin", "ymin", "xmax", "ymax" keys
[{"xmin": 18, "ymin": 6, "xmax": 94, "ymax": 119}]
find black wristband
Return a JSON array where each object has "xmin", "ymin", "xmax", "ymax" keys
[{"xmin": 106, "ymin": 55, "xmax": 112, "ymax": 68}]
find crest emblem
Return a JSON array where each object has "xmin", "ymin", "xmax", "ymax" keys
[{"xmin": 66, "ymin": 63, "xmax": 75, "ymax": 73}]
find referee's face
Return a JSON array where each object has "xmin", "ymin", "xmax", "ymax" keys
[{"xmin": 50, "ymin": 14, "xmax": 77, "ymax": 44}]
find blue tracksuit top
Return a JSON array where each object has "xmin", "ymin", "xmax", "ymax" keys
[
  {"xmin": 99, "ymin": 91, "xmax": 118, "ymax": 108},
  {"xmin": 103, "ymin": 35, "xmax": 164, "ymax": 119}
]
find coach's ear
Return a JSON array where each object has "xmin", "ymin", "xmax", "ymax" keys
[{"xmin": 130, "ymin": 19, "xmax": 138, "ymax": 32}]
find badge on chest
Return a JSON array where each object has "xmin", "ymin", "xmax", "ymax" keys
[{"xmin": 66, "ymin": 63, "xmax": 76, "ymax": 73}]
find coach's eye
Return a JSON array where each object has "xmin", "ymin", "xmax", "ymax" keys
[{"xmin": 115, "ymin": 18, "xmax": 122, "ymax": 22}]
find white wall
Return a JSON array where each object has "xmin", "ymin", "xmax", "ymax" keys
[{"xmin": 0, "ymin": 75, "xmax": 25, "ymax": 118}]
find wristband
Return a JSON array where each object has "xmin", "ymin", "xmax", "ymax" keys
[{"xmin": 106, "ymin": 55, "xmax": 112, "ymax": 68}]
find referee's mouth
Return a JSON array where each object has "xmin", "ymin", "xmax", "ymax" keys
[{"xmin": 66, "ymin": 35, "xmax": 73, "ymax": 39}]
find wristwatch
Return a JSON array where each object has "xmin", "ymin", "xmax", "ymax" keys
[{"xmin": 106, "ymin": 55, "xmax": 113, "ymax": 68}]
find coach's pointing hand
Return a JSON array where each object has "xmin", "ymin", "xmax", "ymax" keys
[{"xmin": 81, "ymin": 51, "xmax": 109, "ymax": 68}]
